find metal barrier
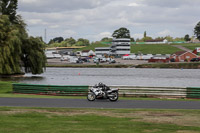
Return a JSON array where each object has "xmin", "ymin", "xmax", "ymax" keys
[
  {"xmin": 108, "ymin": 86, "xmax": 187, "ymax": 99},
  {"xmin": 13, "ymin": 83, "xmax": 89, "ymax": 96},
  {"xmin": 13, "ymin": 84, "xmax": 200, "ymax": 99},
  {"xmin": 186, "ymin": 87, "xmax": 200, "ymax": 99}
]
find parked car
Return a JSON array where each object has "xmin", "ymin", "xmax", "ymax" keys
[
  {"xmin": 109, "ymin": 58, "xmax": 116, "ymax": 63},
  {"xmin": 190, "ymin": 58, "xmax": 200, "ymax": 62},
  {"xmin": 93, "ymin": 57, "xmax": 99, "ymax": 63}
]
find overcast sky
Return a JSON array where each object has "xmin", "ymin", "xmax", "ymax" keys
[{"xmin": 18, "ymin": 0, "xmax": 200, "ymax": 42}]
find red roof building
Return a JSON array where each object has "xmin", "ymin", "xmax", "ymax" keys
[{"xmin": 170, "ymin": 51, "xmax": 198, "ymax": 62}]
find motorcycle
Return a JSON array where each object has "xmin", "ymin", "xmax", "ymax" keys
[{"xmin": 87, "ymin": 83, "xmax": 119, "ymax": 102}]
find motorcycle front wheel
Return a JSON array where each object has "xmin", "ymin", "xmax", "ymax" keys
[
  {"xmin": 87, "ymin": 92, "xmax": 96, "ymax": 101},
  {"xmin": 109, "ymin": 92, "xmax": 118, "ymax": 102}
]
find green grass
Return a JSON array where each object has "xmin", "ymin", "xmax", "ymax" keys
[
  {"xmin": 136, "ymin": 62, "xmax": 200, "ymax": 69},
  {"xmin": 0, "ymin": 81, "xmax": 13, "ymax": 93},
  {"xmin": 74, "ymin": 43, "xmax": 110, "ymax": 52},
  {"xmin": 171, "ymin": 43, "xmax": 200, "ymax": 51},
  {"xmin": 0, "ymin": 107, "xmax": 200, "ymax": 133},
  {"xmin": 131, "ymin": 44, "xmax": 181, "ymax": 54},
  {"xmin": 46, "ymin": 64, "xmax": 133, "ymax": 68}
]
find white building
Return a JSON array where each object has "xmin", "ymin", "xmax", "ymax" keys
[
  {"xmin": 111, "ymin": 38, "xmax": 130, "ymax": 55},
  {"xmin": 80, "ymin": 50, "xmax": 95, "ymax": 57},
  {"xmin": 95, "ymin": 38, "xmax": 131, "ymax": 56},
  {"xmin": 95, "ymin": 47, "xmax": 110, "ymax": 55}
]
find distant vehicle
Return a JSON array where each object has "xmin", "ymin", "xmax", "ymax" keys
[
  {"xmin": 190, "ymin": 58, "xmax": 200, "ymax": 62},
  {"xmin": 109, "ymin": 58, "xmax": 116, "ymax": 63},
  {"xmin": 93, "ymin": 57, "xmax": 99, "ymax": 63},
  {"xmin": 81, "ymin": 58, "xmax": 90, "ymax": 62},
  {"xmin": 122, "ymin": 55, "xmax": 137, "ymax": 60},
  {"xmin": 69, "ymin": 57, "xmax": 79, "ymax": 63},
  {"xmin": 100, "ymin": 58, "xmax": 107, "ymax": 63}
]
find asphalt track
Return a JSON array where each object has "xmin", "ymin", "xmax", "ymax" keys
[{"xmin": 0, "ymin": 97, "xmax": 200, "ymax": 109}]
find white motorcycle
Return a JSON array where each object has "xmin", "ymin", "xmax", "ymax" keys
[{"xmin": 87, "ymin": 83, "xmax": 119, "ymax": 102}]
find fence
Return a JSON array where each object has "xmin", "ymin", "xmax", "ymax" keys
[
  {"xmin": 186, "ymin": 87, "xmax": 200, "ymax": 98},
  {"xmin": 12, "ymin": 84, "xmax": 200, "ymax": 99},
  {"xmin": 13, "ymin": 83, "xmax": 89, "ymax": 96},
  {"xmin": 111, "ymin": 86, "xmax": 187, "ymax": 99}
]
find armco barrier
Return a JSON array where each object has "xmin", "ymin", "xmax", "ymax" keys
[
  {"xmin": 109, "ymin": 86, "xmax": 187, "ymax": 99},
  {"xmin": 13, "ymin": 84, "xmax": 200, "ymax": 99},
  {"xmin": 186, "ymin": 87, "xmax": 200, "ymax": 99},
  {"xmin": 13, "ymin": 83, "xmax": 89, "ymax": 96}
]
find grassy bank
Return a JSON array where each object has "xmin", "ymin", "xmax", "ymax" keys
[
  {"xmin": 0, "ymin": 107, "xmax": 200, "ymax": 133},
  {"xmin": 131, "ymin": 44, "xmax": 181, "ymax": 54},
  {"xmin": 136, "ymin": 62, "xmax": 200, "ymax": 69},
  {"xmin": 46, "ymin": 64, "xmax": 134, "ymax": 68},
  {"xmin": 46, "ymin": 62, "xmax": 200, "ymax": 69},
  {"xmin": 171, "ymin": 43, "xmax": 200, "ymax": 51}
]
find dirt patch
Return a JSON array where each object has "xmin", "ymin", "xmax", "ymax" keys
[
  {"xmin": 133, "ymin": 111, "xmax": 200, "ymax": 127},
  {"xmin": 176, "ymin": 130, "xmax": 200, "ymax": 133}
]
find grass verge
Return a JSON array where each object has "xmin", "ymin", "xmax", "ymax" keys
[
  {"xmin": 136, "ymin": 62, "xmax": 200, "ymax": 69},
  {"xmin": 131, "ymin": 44, "xmax": 181, "ymax": 54},
  {"xmin": 171, "ymin": 43, "xmax": 200, "ymax": 51},
  {"xmin": 0, "ymin": 107, "xmax": 200, "ymax": 133},
  {"xmin": 46, "ymin": 64, "xmax": 134, "ymax": 68}
]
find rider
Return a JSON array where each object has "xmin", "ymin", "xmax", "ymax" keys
[{"xmin": 98, "ymin": 82, "xmax": 110, "ymax": 92}]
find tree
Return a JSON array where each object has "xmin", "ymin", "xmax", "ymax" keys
[
  {"xmin": 142, "ymin": 36, "xmax": 153, "ymax": 42},
  {"xmin": 0, "ymin": 15, "xmax": 22, "ymax": 74},
  {"xmin": 76, "ymin": 38, "xmax": 90, "ymax": 46},
  {"xmin": 65, "ymin": 37, "xmax": 76, "ymax": 46},
  {"xmin": 165, "ymin": 35, "xmax": 173, "ymax": 42},
  {"xmin": 130, "ymin": 37, "xmax": 135, "ymax": 42},
  {"xmin": 0, "ymin": 0, "xmax": 18, "ymax": 22},
  {"xmin": 194, "ymin": 22, "xmax": 200, "ymax": 40},
  {"xmin": 21, "ymin": 37, "xmax": 46, "ymax": 74},
  {"xmin": 174, "ymin": 37, "xmax": 184, "ymax": 42},
  {"xmin": 112, "ymin": 27, "xmax": 130, "ymax": 38},
  {"xmin": 144, "ymin": 31, "xmax": 147, "ymax": 38},
  {"xmin": 52, "ymin": 37, "xmax": 64, "ymax": 43},
  {"xmin": 101, "ymin": 37, "xmax": 112, "ymax": 42},
  {"xmin": 0, "ymin": 0, "xmax": 46, "ymax": 75},
  {"xmin": 184, "ymin": 34, "xmax": 190, "ymax": 41}
]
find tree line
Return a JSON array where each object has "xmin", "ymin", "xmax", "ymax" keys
[
  {"xmin": 48, "ymin": 37, "xmax": 90, "ymax": 47},
  {"xmin": 0, "ymin": 0, "xmax": 46, "ymax": 75},
  {"xmin": 49, "ymin": 23, "xmax": 200, "ymax": 48}
]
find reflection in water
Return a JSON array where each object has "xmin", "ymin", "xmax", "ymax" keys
[
  {"xmin": 1, "ymin": 67, "xmax": 200, "ymax": 87},
  {"xmin": 0, "ymin": 75, "xmax": 44, "ymax": 82}
]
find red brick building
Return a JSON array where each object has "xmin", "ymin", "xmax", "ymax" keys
[{"xmin": 170, "ymin": 51, "xmax": 198, "ymax": 62}]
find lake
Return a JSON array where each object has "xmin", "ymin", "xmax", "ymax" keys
[{"xmin": 1, "ymin": 68, "xmax": 200, "ymax": 87}]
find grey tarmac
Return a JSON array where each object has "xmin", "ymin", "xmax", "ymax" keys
[{"xmin": 0, "ymin": 97, "xmax": 200, "ymax": 109}]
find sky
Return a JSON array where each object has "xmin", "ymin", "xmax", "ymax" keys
[{"xmin": 17, "ymin": 0, "xmax": 200, "ymax": 42}]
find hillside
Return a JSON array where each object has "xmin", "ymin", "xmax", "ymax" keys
[
  {"xmin": 130, "ymin": 44, "xmax": 181, "ymax": 54},
  {"xmin": 75, "ymin": 43, "xmax": 183, "ymax": 54},
  {"xmin": 170, "ymin": 43, "xmax": 200, "ymax": 51}
]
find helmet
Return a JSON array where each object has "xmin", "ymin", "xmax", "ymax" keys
[{"xmin": 98, "ymin": 82, "xmax": 104, "ymax": 87}]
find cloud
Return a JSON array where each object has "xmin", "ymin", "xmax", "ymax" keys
[
  {"xmin": 17, "ymin": 0, "xmax": 200, "ymax": 42},
  {"xmin": 26, "ymin": 19, "xmax": 47, "ymax": 25},
  {"xmin": 132, "ymin": 33, "xmax": 143, "ymax": 39},
  {"xmin": 87, "ymin": 32, "xmax": 112, "ymax": 41},
  {"xmin": 63, "ymin": 30, "xmax": 77, "ymax": 37},
  {"xmin": 18, "ymin": 0, "xmax": 110, "ymax": 13},
  {"xmin": 128, "ymin": 2, "xmax": 141, "ymax": 7},
  {"xmin": 157, "ymin": 30, "xmax": 173, "ymax": 37}
]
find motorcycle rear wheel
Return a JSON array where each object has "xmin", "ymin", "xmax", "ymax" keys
[
  {"xmin": 87, "ymin": 92, "xmax": 96, "ymax": 101},
  {"xmin": 109, "ymin": 92, "xmax": 118, "ymax": 102}
]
